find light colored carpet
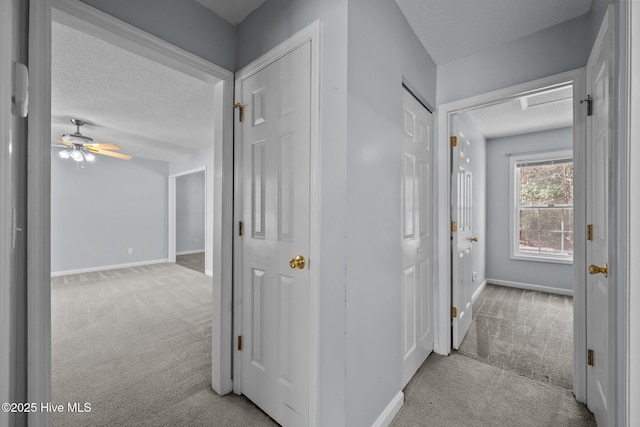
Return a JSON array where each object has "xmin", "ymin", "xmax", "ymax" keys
[
  {"xmin": 53, "ymin": 267, "xmax": 593, "ymax": 427},
  {"xmin": 176, "ymin": 252, "xmax": 205, "ymax": 274},
  {"xmin": 51, "ymin": 263, "xmax": 276, "ymax": 427},
  {"xmin": 392, "ymin": 353, "xmax": 595, "ymax": 427},
  {"xmin": 457, "ymin": 284, "xmax": 573, "ymax": 389}
]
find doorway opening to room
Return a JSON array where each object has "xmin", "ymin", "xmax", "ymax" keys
[
  {"xmin": 169, "ymin": 168, "xmax": 207, "ymax": 275},
  {"xmin": 48, "ymin": 2, "xmax": 235, "ymax": 425},
  {"xmin": 437, "ymin": 69, "xmax": 587, "ymax": 400}
]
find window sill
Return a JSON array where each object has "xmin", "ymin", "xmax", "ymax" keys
[{"xmin": 510, "ymin": 254, "xmax": 573, "ymax": 265}]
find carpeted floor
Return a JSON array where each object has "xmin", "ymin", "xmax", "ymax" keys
[
  {"xmin": 457, "ymin": 284, "xmax": 573, "ymax": 389},
  {"xmin": 176, "ymin": 252, "xmax": 205, "ymax": 274},
  {"xmin": 51, "ymin": 263, "xmax": 276, "ymax": 427},
  {"xmin": 392, "ymin": 352, "xmax": 595, "ymax": 427},
  {"xmin": 53, "ymin": 269, "xmax": 593, "ymax": 426},
  {"xmin": 392, "ymin": 283, "xmax": 594, "ymax": 427}
]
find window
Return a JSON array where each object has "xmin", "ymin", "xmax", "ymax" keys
[{"xmin": 509, "ymin": 150, "xmax": 573, "ymax": 263}]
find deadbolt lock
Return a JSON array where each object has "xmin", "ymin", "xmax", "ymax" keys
[
  {"xmin": 289, "ymin": 255, "xmax": 306, "ymax": 270},
  {"xmin": 470, "ymin": 237, "xmax": 478, "ymax": 242}
]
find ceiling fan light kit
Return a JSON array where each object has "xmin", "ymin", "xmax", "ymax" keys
[{"xmin": 53, "ymin": 118, "xmax": 132, "ymax": 166}]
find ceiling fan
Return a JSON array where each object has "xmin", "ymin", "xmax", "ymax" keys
[{"xmin": 53, "ymin": 119, "xmax": 132, "ymax": 162}]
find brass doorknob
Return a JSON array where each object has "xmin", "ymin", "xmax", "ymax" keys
[
  {"xmin": 289, "ymin": 255, "xmax": 306, "ymax": 270},
  {"xmin": 588, "ymin": 263, "xmax": 608, "ymax": 277},
  {"xmin": 470, "ymin": 237, "xmax": 478, "ymax": 242}
]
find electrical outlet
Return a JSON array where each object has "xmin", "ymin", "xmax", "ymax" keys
[
  {"xmin": 472, "ymin": 272, "xmax": 478, "ymax": 282},
  {"xmin": 128, "ymin": 248, "xmax": 134, "ymax": 255}
]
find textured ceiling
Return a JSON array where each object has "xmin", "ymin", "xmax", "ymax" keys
[
  {"xmin": 467, "ymin": 86, "xmax": 573, "ymax": 139},
  {"xmin": 51, "ymin": 21, "xmax": 218, "ymax": 162},
  {"xmin": 395, "ymin": 0, "xmax": 592, "ymax": 64},
  {"xmin": 194, "ymin": 0, "xmax": 266, "ymax": 25}
]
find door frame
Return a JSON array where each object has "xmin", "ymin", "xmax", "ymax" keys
[
  {"xmin": 435, "ymin": 68, "xmax": 588, "ymax": 400},
  {"xmin": 35, "ymin": 0, "xmax": 235, "ymax": 400},
  {"xmin": 625, "ymin": 2, "xmax": 640, "ymax": 423},
  {"xmin": 232, "ymin": 21, "xmax": 321, "ymax": 426},
  {"xmin": 168, "ymin": 167, "xmax": 208, "ymax": 273}
]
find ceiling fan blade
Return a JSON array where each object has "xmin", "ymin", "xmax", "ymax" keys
[
  {"xmin": 54, "ymin": 139, "xmax": 72, "ymax": 147},
  {"xmin": 83, "ymin": 143, "xmax": 121, "ymax": 150},
  {"xmin": 52, "ymin": 144, "xmax": 67, "ymax": 148},
  {"xmin": 92, "ymin": 149, "xmax": 132, "ymax": 160}
]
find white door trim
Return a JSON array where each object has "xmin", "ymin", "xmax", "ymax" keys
[
  {"xmin": 40, "ymin": 0, "xmax": 235, "ymax": 397},
  {"xmin": 625, "ymin": 1, "xmax": 639, "ymax": 423},
  {"xmin": 28, "ymin": 2, "xmax": 52, "ymax": 426},
  {"xmin": 168, "ymin": 166, "xmax": 207, "ymax": 272},
  {"xmin": 233, "ymin": 21, "xmax": 321, "ymax": 427},
  {"xmin": 435, "ymin": 68, "xmax": 587, "ymax": 401}
]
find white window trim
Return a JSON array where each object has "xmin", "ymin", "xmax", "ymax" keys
[{"xmin": 508, "ymin": 149, "xmax": 573, "ymax": 264}]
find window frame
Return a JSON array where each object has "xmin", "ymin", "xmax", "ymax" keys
[{"xmin": 508, "ymin": 149, "xmax": 574, "ymax": 264}]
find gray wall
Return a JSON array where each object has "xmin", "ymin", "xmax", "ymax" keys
[
  {"xmin": 51, "ymin": 151, "xmax": 168, "ymax": 273},
  {"xmin": 176, "ymin": 171, "xmax": 205, "ymax": 253},
  {"xmin": 238, "ymin": 1, "xmax": 437, "ymax": 424},
  {"xmin": 486, "ymin": 127, "xmax": 573, "ymax": 291},
  {"xmin": 345, "ymin": 0, "xmax": 437, "ymax": 425},
  {"xmin": 80, "ymin": 0, "xmax": 236, "ymax": 71},
  {"xmin": 456, "ymin": 112, "xmax": 487, "ymax": 297},
  {"xmin": 437, "ymin": 14, "xmax": 590, "ymax": 104},
  {"xmin": 238, "ymin": 1, "xmax": 349, "ymax": 425}
]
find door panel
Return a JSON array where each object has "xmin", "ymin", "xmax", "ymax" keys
[
  {"xmin": 401, "ymin": 88, "xmax": 434, "ymax": 388},
  {"xmin": 586, "ymin": 8, "xmax": 613, "ymax": 425},
  {"xmin": 239, "ymin": 41, "xmax": 311, "ymax": 427},
  {"xmin": 451, "ymin": 115, "xmax": 474, "ymax": 350}
]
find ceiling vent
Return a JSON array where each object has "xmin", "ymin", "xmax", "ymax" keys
[{"xmin": 520, "ymin": 86, "xmax": 572, "ymax": 110}]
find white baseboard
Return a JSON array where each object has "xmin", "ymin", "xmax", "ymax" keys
[
  {"xmin": 176, "ymin": 249, "xmax": 205, "ymax": 255},
  {"xmin": 51, "ymin": 259, "xmax": 169, "ymax": 277},
  {"xmin": 472, "ymin": 279, "xmax": 488, "ymax": 303},
  {"xmin": 487, "ymin": 278, "xmax": 573, "ymax": 296},
  {"xmin": 371, "ymin": 391, "xmax": 404, "ymax": 427}
]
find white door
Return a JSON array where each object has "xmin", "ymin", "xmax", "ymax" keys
[
  {"xmin": 586, "ymin": 7, "xmax": 613, "ymax": 426},
  {"xmin": 451, "ymin": 115, "xmax": 474, "ymax": 350},
  {"xmin": 400, "ymin": 88, "xmax": 434, "ymax": 388},
  {"xmin": 237, "ymin": 41, "xmax": 311, "ymax": 427}
]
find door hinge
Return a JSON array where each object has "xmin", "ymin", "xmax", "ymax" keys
[
  {"xmin": 234, "ymin": 102, "xmax": 244, "ymax": 122},
  {"xmin": 451, "ymin": 221, "xmax": 457, "ymax": 233},
  {"xmin": 238, "ymin": 335, "xmax": 243, "ymax": 351},
  {"xmin": 238, "ymin": 221, "xmax": 244, "ymax": 236},
  {"xmin": 580, "ymin": 95, "xmax": 592, "ymax": 116},
  {"xmin": 586, "ymin": 224, "xmax": 593, "ymax": 241},
  {"xmin": 450, "ymin": 136, "xmax": 458, "ymax": 147},
  {"xmin": 451, "ymin": 307, "xmax": 458, "ymax": 318},
  {"xmin": 587, "ymin": 349, "xmax": 594, "ymax": 366}
]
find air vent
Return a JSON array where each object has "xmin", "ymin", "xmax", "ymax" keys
[{"xmin": 520, "ymin": 86, "xmax": 572, "ymax": 110}]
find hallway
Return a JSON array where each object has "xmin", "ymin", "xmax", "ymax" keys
[{"xmin": 392, "ymin": 285, "xmax": 595, "ymax": 426}]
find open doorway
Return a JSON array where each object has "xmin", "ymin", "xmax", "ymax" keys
[
  {"xmin": 437, "ymin": 68, "xmax": 588, "ymax": 400},
  {"xmin": 48, "ymin": 2, "xmax": 235, "ymax": 424},
  {"xmin": 450, "ymin": 83, "xmax": 575, "ymax": 389},
  {"xmin": 169, "ymin": 168, "xmax": 208, "ymax": 275}
]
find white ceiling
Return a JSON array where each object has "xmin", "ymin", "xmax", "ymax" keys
[
  {"xmin": 51, "ymin": 21, "xmax": 218, "ymax": 162},
  {"xmin": 395, "ymin": 0, "xmax": 593, "ymax": 64},
  {"xmin": 194, "ymin": 0, "xmax": 266, "ymax": 25},
  {"xmin": 466, "ymin": 86, "xmax": 573, "ymax": 139}
]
